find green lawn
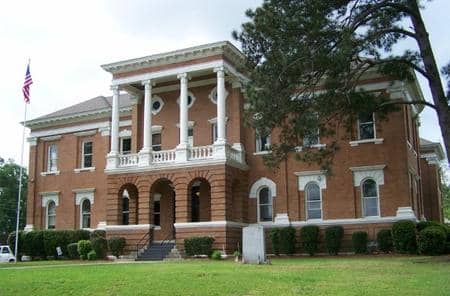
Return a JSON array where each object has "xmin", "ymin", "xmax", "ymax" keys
[{"xmin": 0, "ymin": 256, "xmax": 449, "ymax": 295}]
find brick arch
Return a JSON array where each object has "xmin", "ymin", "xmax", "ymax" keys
[
  {"xmin": 117, "ymin": 182, "xmax": 139, "ymax": 225},
  {"xmin": 187, "ymin": 177, "xmax": 212, "ymax": 222}
]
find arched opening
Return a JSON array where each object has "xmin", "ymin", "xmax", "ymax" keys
[
  {"xmin": 361, "ymin": 178, "xmax": 379, "ymax": 217},
  {"xmin": 81, "ymin": 199, "xmax": 91, "ymax": 229},
  {"xmin": 257, "ymin": 186, "xmax": 273, "ymax": 222},
  {"xmin": 150, "ymin": 178, "xmax": 176, "ymax": 239},
  {"xmin": 46, "ymin": 201, "xmax": 56, "ymax": 229},
  {"xmin": 118, "ymin": 183, "xmax": 139, "ymax": 225},
  {"xmin": 305, "ymin": 182, "xmax": 322, "ymax": 220},
  {"xmin": 189, "ymin": 178, "xmax": 211, "ymax": 222}
]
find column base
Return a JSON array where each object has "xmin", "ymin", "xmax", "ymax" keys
[
  {"xmin": 97, "ymin": 221, "xmax": 107, "ymax": 230},
  {"xmin": 213, "ymin": 141, "xmax": 228, "ymax": 160},
  {"xmin": 274, "ymin": 213, "xmax": 290, "ymax": 225},
  {"xmin": 138, "ymin": 149, "xmax": 152, "ymax": 167},
  {"xmin": 396, "ymin": 207, "xmax": 417, "ymax": 220},
  {"xmin": 175, "ymin": 144, "xmax": 189, "ymax": 163},
  {"xmin": 24, "ymin": 224, "xmax": 34, "ymax": 232},
  {"xmin": 106, "ymin": 152, "xmax": 119, "ymax": 169}
]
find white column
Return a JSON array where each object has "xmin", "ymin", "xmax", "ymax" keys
[
  {"xmin": 106, "ymin": 85, "xmax": 120, "ymax": 169},
  {"xmin": 141, "ymin": 80, "xmax": 153, "ymax": 152},
  {"xmin": 176, "ymin": 73, "xmax": 189, "ymax": 162},
  {"xmin": 215, "ymin": 67, "xmax": 226, "ymax": 144}
]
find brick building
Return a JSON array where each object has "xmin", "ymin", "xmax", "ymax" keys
[{"xmin": 24, "ymin": 41, "xmax": 446, "ymax": 256}]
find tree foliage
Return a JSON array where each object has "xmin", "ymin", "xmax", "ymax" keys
[
  {"xmin": 233, "ymin": 0, "xmax": 450, "ymax": 169},
  {"xmin": 0, "ymin": 158, "xmax": 27, "ymax": 243}
]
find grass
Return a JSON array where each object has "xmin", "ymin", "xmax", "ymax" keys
[{"xmin": 0, "ymin": 256, "xmax": 449, "ymax": 295}]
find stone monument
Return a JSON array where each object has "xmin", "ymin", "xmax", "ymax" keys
[{"xmin": 242, "ymin": 224, "xmax": 266, "ymax": 264}]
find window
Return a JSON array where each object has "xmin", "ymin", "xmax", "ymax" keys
[
  {"xmin": 303, "ymin": 129, "xmax": 320, "ymax": 147},
  {"xmin": 152, "ymin": 96, "xmax": 164, "ymax": 115},
  {"xmin": 362, "ymin": 179, "xmax": 379, "ymax": 217},
  {"xmin": 46, "ymin": 201, "xmax": 56, "ymax": 229},
  {"xmin": 211, "ymin": 123, "xmax": 218, "ymax": 143},
  {"xmin": 81, "ymin": 199, "xmax": 91, "ymax": 229},
  {"xmin": 122, "ymin": 190, "xmax": 130, "ymax": 225},
  {"xmin": 358, "ymin": 113, "xmax": 375, "ymax": 140},
  {"xmin": 258, "ymin": 187, "xmax": 273, "ymax": 222},
  {"xmin": 188, "ymin": 127, "xmax": 194, "ymax": 146},
  {"xmin": 191, "ymin": 185, "xmax": 200, "ymax": 222},
  {"xmin": 47, "ymin": 144, "xmax": 58, "ymax": 172},
  {"xmin": 255, "ymin": 132, "xmax": 271, "ymax": 152},
  {"xmin": 152, "ymin": 133, "xmax": 161, "ymax": 151},
  {"xmin": 306, "ymin": 182, "xmax": 322, "ymax": 220},
  {"xmin": 82, "ymin": 141, "xmax": 93, "ymax": 168},
  {"xmin": 120, "ymin": 138, "xmax": 131, "ymax": 154},
  {"xmin": 153, "ymin": 194, "xmax": 161, "ymax": 226}
]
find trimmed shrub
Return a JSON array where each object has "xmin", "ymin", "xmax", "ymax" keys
[
  {"xmin": 71, "ymin": 230, "xmax": 91, "ymax": 243},
  {"xmin": 325, "ymin": 225, "xmax": 344, "ymax": 255},
  {"xmin": 87, "ymin": 250, "xmax": 97, "ymax": 261},
  {"xmin": 300, "ymin": 225, "xmax": 320, "ymax": 256},
  {"xmin": 23, "ymin": 230, "xmax": 45, "ymax": 258},
  {"xmin": 184, "ymin": 237, "xmax": 215, "ymax": 256},
  {"xmin": 352, "ymin": 231, "xmax": 368, "ymax": 254},
  {"xmin": 77, "ymin": 240, "xmax": 92, "ymax": 260},
  {"xmin": 392, "ymin": 220, "xmax": 417, "ymax": 254},
  {"xmin": 377, "ymin": 229, "xmax": 393, "ymax": 253},
  {"xmin": 280, "ymin": 227, "xmax": 296, "ymax": 255},
  {"xmin": 7, "ymin": 231, "xmax": 25, "ymax": 258},
  {"xmin": 90, "ymin": 230, "xmax": 106, "ymax": 240},
  {"xmin": 211, "ymin": 250, "xmax": 222, "ymax": 260},
  {"xmin": 108, "ymin": 237, "xmax": 126, "ymax": 257},
  {"xmin": 418, "ymin": 226, "xmax": 446, "ymax": 255},
  {"xmin": 91, "ymin": 237, "xmax": 108, "ymax": 259},
  {"xmin": 269, "ymin": 228, "xmax": 281, "ymax": 255},
  {"xmin": 67, "ymin": 243, "xmax": 79, "ymax": 259},
  {"xmin": 416, "ymin": 221, "xmax": 441, "ymax": 232}
]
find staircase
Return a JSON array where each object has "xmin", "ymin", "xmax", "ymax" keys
[{"xmin": 136, "ymin": 241, "xmax": 177, "ymax": 261}]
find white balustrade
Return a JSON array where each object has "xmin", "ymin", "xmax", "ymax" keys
[
  {"xmin": 118, "ymin": 153, "xmax": 139, "ymax": 167},
  {"xmin": 189, "ymin": 145, "xmax": 214, "ymax": 160},
  {"xmin": 227, "ymin": 146, "xmax": 241, "ymax": 163},
  {"xmin": 153, "ymin": 149, "xmax": 176, "ymax": 163}
]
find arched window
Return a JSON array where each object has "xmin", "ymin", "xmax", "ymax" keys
[
  {"xmin": 362, "ymin": 179, "xmax": 379, "ymax": 217},
  {"xmin": 306, "ymin": 182, "xmax": 322, "ymax": 220},
  {"xmin": 122, "ymin": 189, "xmax": 130, "ymax": 225},
  {"xmin": 81, "ymin": 199, "xmax": 91, "ymax": 229},
  {"xmin": 258, "ymin": 187, "xmax": 273, "ymax": 222},
  {"xmin": 46, "ymin": 201, "xmax": 56, "ymax": 229}
]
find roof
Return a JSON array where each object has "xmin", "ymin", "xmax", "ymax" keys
[
  {"xmin": 420, "ymin": 138, "xmax": 445, "ymax": 161},
  {"xmin": 26, "ymin": 93, "xmax": 133, "ymax": 128}
]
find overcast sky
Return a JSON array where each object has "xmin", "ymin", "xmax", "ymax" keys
[{"xmin": 0, "ymin": 0, "xmax": 448, "ymax": 180}]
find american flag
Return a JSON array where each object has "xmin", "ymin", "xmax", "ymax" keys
[{"xmin": 22, "ymin": 63, "xmax": 33, "ymax": 103}]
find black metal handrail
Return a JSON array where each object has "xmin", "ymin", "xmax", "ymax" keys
[
  {"xmin": 159, "ymin": 231, "xmax": 175, "ymax": 259},
  {"xmin": 136, "ymin": 227, "xmax": 153, "ymax": 257}
]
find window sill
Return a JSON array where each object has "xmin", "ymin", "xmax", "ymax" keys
[
  {"xmin": 295, "ymin": 144, "xmax": 326, "ymax": 152},
  {"xmin": 74, "ymin": 167, "xmax": 96, "ymax": 173},
  {"xmin": 253, "ymin": 150, "xmax": 271, "ymax": 156},
  {"xmin": 349, "ymin": 138, "xmax": 384, "ymax": 147},
  {"xmin": 153, "ymin": 226, "xmax": 162, "ymax": 230},
  {"xmin": 40, "ymin": 171, "xmax": 60, "ymax": 176}
]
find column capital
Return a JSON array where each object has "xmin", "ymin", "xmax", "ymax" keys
[
  {"xmin": 177, "ymin": 73, "xmax": 190, "ymax": 81},
  {"xmin": 110, "ymin": 85, "xmax": 120, "ymax": 92},
  {"xmin": 214, "ymin": 66, "xmax": 226, "ymax": 76},
  {"xmin": 141, "ymin": 79, "xmax": 155, "ymax": 88}
]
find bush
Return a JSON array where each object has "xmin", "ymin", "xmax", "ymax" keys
[
  {"xmin": 87, "ymin": 250, "xmax": 97, "ymax": 261},
  {"xmin": 325, "ymin": 225, "xmax": 344, "ymax": 255},
  {"xmin": 67, "ymin": 243, "xmax": 79, "ymax": 259},
  {"xmin": 377, "ymin": 229, "xmax": 393, "ymax": 253},
  {"xmin": 7, "ymin": 231, "xmax": 25, "ymax": 258},
  {"xmin": 211, "ymin": 250, "xmax": 222, "ymax": 260},
  {"xmin": 352, "ymin": 231, "xmax": 368, "ymax": 254},
  {"xmin": 77, "ymin": 240, "xmax": 92, "ymax": 260},
  {"xmin": 418, "ymin": 226, "xmax": 446, "ymax": 255},
  {"xmin": 91, "ymin": 237, "xmax": 108, "ymax": 259},
  {"xmin": 392, "ymin": 220, "xmax": 417, "ymax": 254},
  {"xmin": 71, "ymin": 230, "xmax": 91, "ymax": 243},
  {"xmin": 23, "ymin": 230, "xmax": 45, "ymax": 258},
  {"xmin": 108, "ymin": 237, "xmax": 126, "ymax": 257},
  {"xmin": 90, "ymin": 230, "xmax": 106, "ymax": 240},
  {"xmin": 416, "ymin": 221, "xmax": 441, "ymax": 232},
  {"xmin": 300, "ymin": 225, "xmax": 320, "ymax": 256},
  {"xmin": 280, "ymin": 227, "xmax": 296, "ymax": 255},
  {"xmin": 184, "ymin": 237, "xmax": 215, "ymax": 256},
  {"xmin": 269, "ymin": 228, "xmax": 281, "ymax": 255}
]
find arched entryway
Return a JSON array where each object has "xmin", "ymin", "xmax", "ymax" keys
[
  {"xmin": 188, "ymin": 178, "xmax": 211, "ymax": 222},
  {"xmin": 118, "ymin": 183, "xmax": 139, "ymax": 225},
  {"xmin": 150, "ymin": 178, "xmax": 176, "ymax": 240}
]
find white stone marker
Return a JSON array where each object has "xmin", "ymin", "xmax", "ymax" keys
[{"xmin": 242, "ymin": 225, "xmax": 266, "ymax": 264}]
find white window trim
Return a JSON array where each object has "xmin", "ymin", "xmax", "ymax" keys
[
  {"xmin": 73, "ymin": 188, "xmax": 95, "ymax": 205},
  {"xmin": 175, "ymin": 121, "xmax": 195, "ymax": 128},
  {"xmin": 151, "ymin": 95, "xmax": 164, "ymax": 115},
  {"xmin": 249, "ymin": 177, "xmax": 277, "ymax": 199},
  {"xmin": 350, "ymin": 165, "xmax": 385, "ymax": 186},
  {"xmin": 119, "ymin": 129, "xmax": 132, "ymax": 138},
  {"xmin": 120, "ymin": 137, "xmax": 132, "ymax": 154},
  {"xmin": 208, "ymin": 86, "xmax": 229, "ymax": 104},
  {"xmin": 255, "ymin": 132, "xmax": 271, "ymax": 153},
  {"xmin": 46, "ymin": 144, "xmax": 58, "ymax": 173},
  {"xmin": 177, "ymin": 91, "xmax": 197, "ymax": 108},
  {"xmin": 81, "ymin": 140, "xmax": 93, "ymax": 169},
  {"xmin": 361, "ymin": 178, "xmax": 381, "ymax": 218},
  {"xmin": 256, "ymin": 186, "xmax": 273, "ymax": 223},
  {"xmin": 357, "ymin": 113, "xmax": 376, "ymax": 140},
  {"xmin": 41, "ymin": 192, "xmax": 59, "ymax": 230},
  {"xmin": 305, "ymin": 182, "xmax": 323, "ymax": 221},
  {"xmin": 296, "ymin": 171, "xmax": 327, "ymax": 191},
  {"xmin": 80, "ymin": 198, "xmax": 92, "ymax": 229}
]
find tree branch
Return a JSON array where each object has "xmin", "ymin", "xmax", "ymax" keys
[
  {"xmin": 378, "ymin": 99, "xmax": 437, "ymax": 111},
  {"xmin": 365, "ymin": 58, "xmax": 430, "ymax": 80}
]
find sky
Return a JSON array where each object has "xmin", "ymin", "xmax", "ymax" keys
[{"xmin": 0, "ymin": 0, "xmax": 448, "ymax": 180}]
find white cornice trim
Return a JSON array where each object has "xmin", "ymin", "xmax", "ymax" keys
[
  {"xmin": 349, "ymin": 165, "xmax": 386, "ymax": 172},
  {"xmin": 72, "ymin": 188, "xmax": 96, "ymax": 194},
  {"xmin": 174, "ymin": 221, "xmax": 247, "ymax": 229},
  {"xmin": 41, "ymin": 135, "xmax": 62, "ymax": 141},
  {"xmin": 73, "ymin": 130, "xmax": 97, "ymax": 137}
]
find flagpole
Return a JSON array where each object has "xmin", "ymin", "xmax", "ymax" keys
[{"xmin": 14, "ymin": 68, "xmax": 29, "ymax": 263}]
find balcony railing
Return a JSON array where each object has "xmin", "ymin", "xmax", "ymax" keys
[{"xmin": 107, "ymin": 144, "xmax": 246, "ymax": 171}]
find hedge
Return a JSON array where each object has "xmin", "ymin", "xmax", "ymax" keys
[
  {"xmin": 392, "ymin": 220, "xmax": 417, "ymax": 254},
  {"xmin": 108, "ymin": 237, "xmax": 126, "ymax": 257},
  {"xmin": 416, "ymin": 221, "xmax": 441, "ymax": 232},
  {"xmin": 418, "ymin": 226, "xmax": 446, "ymax": 255},
  {"xmin": 90, "ymin": 230, "xmax": 106, "ymax": 240},
  {"xmin": 184, "ymin": 237, "xmax": 214, "ymax": 256},
  {"xmin": 269, "ymin": 228, "xmax": 281, "ymax": 255},
  {"xmin": 376, "ymin": 229, "xmax": 393, "ymax": 253},
  {"xmin": 300, "ymin": 225, "xmax": 320, "ymax": 256},
  {"xmin": 7, "ymin": 231, "xmax": 25, "ymax": 258},
  {"xmin": 67, "ymin": 243, "xmax": 79, "ymax": 259},
  {"xmin": 352, "ymin": 231, "xmax": 368, "ymax": 254},
  {"xmin": 77, "ymin": 240, "xmax": 92, "ymax": 260},
  {"xmin": 87, "ymin": 250, "xmax": 97, "ymax": 261},
  {"xmin": 91, "ymin": 237, "xmax": 108, "ymax": 259},
  {"xmin": 325, "ymin": 225, "xmax": 344, "ymax": 255},
  {"xmin": 280, "ymin": 227, "xmax": 296, "ymax": 255}
]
